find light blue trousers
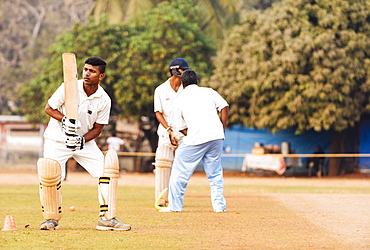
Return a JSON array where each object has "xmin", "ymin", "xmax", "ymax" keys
[{"xmin": 168, "ymin": 139, "xmax": 226, "ymax": 212}]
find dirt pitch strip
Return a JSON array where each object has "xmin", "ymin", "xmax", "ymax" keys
[{"xmin": 1, "ymin": 171, "xmax": 369, "ymax": 249}]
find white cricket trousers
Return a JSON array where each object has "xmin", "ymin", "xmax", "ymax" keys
[
  {"xmin": 168, "ymin": 139, "xmax": 226, "ymax": 212},
  {"xmin": 43, "ymin": 138, "xmax": 104, "ymax": 180}
]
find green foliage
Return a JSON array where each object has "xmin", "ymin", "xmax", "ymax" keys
[
  {"xmin": 115, "ymin": 0, "xmax": 216, "ymax": 117},
  {"xmin": 20, "ymin": 16, "xmax": 132, "ymax": 123},
  {"xmin": 91, "ymin": 0, "xmax": 242, "ymax": 44},
  {"xmin": 206, "ymin": 0, "xmax": 370, "ymax": 134},
  {"xmin": 20, "ymin": 0, "xmax": 215, "ymax": 123}
]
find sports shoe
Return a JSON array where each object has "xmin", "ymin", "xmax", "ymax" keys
[
  {"xmin": 158, "ymin": 207, "xmax": 171, "ymax": 212},
  {"xmin": 40, "ymin": 219, "xmax": 59, "ymax": 230},
  {"xmin": 159, "ymin": 207, "xmax": 180, "ymax": 212},
  {"xmin": 96, "ymin": 217, "xmax": 131, "ymax": 231},
  {"xmin": 215, "ymin": 209, "xmax": 226, "ymax": 213}
]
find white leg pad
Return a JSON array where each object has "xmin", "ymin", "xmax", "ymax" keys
[
  {"xmin": 155, "ymin": 145, "xmax": 174, "ymax": 204},
  {"xmin": 98, "ymin": 149, "xmax": 119, "ymax": 220},
  {"xmin": 37, "ymin": 158, "xmax": 62, "ymax": 221}
]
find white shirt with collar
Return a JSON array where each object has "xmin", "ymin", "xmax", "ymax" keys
[
  {"xmin": 44, "ymin": 79, "xmax": 111, "ymax": 143},
  {"xmin": 154, "ymin": 78, "xmax": 183, "ymax": 138},
  {"xmin": 173, "ymin": 84, "xmax": 228, "ymax": 146},
  {"xmin": 107, "ymin": 136, "xmax": 124, "ymax": 151}
]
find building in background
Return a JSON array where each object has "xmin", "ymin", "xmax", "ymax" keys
[{"xmin": 0, "ymin": 115, "xmax": 44, "ymax": 170}]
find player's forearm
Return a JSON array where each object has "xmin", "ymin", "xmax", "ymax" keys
[
  {"xmin": 220, "ymin": 106, "xmax": 229, "ymax": 131},
  {"xmin": 155, "ymin": 111, "xmax": 170, "ymax": 129},
  {"xmin": 83, "ymin": 123, "xmax": 104, "ymax": 142},
  {"xmin": 45, "ymin": 103, "xmax": 64, "ymax": 121}
]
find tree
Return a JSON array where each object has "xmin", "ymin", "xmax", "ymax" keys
[
  {"xmin": 20, "ymin": 0, "xmax": 216, "ymax": 171},
  {"xmin": 2, "ymin": 0, "xmax": 277, "ymax": 116},
  {"xmin": 90, "ymin": 0, "xmax": 156, "ymax": 24},
  {"xmin": 20, "ymin": 16, "xmax": 131, "ymax": 124},
  {"xmin": 0, "ymin": 0, "xmax": 93, "ymax": 115},
  {"xmin": 205, "ymin": 0, "xmax": 370, "ymax": 175},
  {"xmin": 114, "ymin": 1, "xmax": 216, "ymax": 118},
  {"xmin": 90, "ymin": 0, "xmax": 241, "ymax": 43}
]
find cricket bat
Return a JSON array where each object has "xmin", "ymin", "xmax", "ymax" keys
[{"xmin": 62, "ymin": 53, "xmax": 78, "ymax": 120}]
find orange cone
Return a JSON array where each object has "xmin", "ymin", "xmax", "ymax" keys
[{"xmin": 1, "ymin": 215, "xmax": 17, "ymax": 231}]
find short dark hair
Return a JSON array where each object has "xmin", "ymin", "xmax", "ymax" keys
[
  {"xmin": 85, "ymin": 57, "xmax": 107, "ymax": 73},
  {"xmin": 180, "ymin": 70, "xmax": 198, "ymax": 87}
]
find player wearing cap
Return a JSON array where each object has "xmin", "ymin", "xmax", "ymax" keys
[{"xmin": 153, "ymin": 58, "xmax": 190, "ymax": 207}]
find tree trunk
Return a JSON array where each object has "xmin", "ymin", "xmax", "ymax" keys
[
  {"xmin": 328, "ymin": 124, "xmax": 360, "ymax": 176},
  {"xmin": 328, "ymin": 131, "xmax": 344, "ymax": 176},
  {"xmin": 133, "ymin": 124, "xmax": 144, "ymax": 172}
]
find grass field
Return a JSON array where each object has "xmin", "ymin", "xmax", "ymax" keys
[{"xmin": 0, "ymin": 172, "xmax": 369, "ymax": 249}]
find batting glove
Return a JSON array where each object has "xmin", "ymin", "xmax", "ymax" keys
[
  {"xmin": 65, "ymin": 135, "xmax": 84, "ymax": 150},
  {"xmin": 167, "ymin": 128, "xmax": 180, "ymax": 149},
  {"xmin": 62, "ymin": 116, "xmax": 81, "ymax": 136}
]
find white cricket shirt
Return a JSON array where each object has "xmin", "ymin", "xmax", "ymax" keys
[
  {"xmin": 154, "ymin": 78, "xmax": 183, "ymax": 137},
  {"xmin": 107, "ymin": 136, "xmax": 124, "ymax": 152},
  {"xmin": 173, "ymin": 84, "xmax": 228, "ymax": 145},
  {"xmin": 44, "ymin": 79, "xmax": 111, "ymax": 142}
]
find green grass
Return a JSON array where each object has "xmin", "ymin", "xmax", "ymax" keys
[{"xmin": 0, "ymin": 180, "xmax": 369, "ymax": 249}]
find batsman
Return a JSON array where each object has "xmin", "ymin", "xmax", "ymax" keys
[
  {"xmin": 37, "ymin": 54, "xmax": 131, "ymax": 231},
  {"xmin": 153, "ymin": 58, "xmax": 190, "ymax": 207}
]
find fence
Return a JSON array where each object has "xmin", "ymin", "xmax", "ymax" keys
[{"xmin": 1, "ymin": 145, "xmax": 370, "ymax": 175}]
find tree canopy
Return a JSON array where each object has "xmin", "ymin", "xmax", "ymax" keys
[
  {"xmin": 20, "ymin": 0, "xmax": 216, "ymax": 124},
  {"xmin": 2, "ymin": 0, "xmax": 277, "ymax": 118},
  {"xmin": 90, "ymin": 0, "xmax": 242, "ymax": 43},
  {"xmin": 206, "ymin": 0, "xmax": 370, "ymax": 134},
  {"xmin": 0, "ymin": 0, "xmax": 93, "ymax": 115}
]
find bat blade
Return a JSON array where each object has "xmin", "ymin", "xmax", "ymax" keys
[{"xmin": 62, "ymin": 53, "xmax": 78, "ymax": 120}]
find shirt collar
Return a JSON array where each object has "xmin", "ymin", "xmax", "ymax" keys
[
  {"xmin": 184, "ymin": 84, "xmax": 198, "ymax": 89},
  {"xmin": 165, "ymin": 78, "xmax": 184, "ymax": 92},
  {"xmin": 78, "ymin": 79, "xmax": 104, "ymax": 99}
]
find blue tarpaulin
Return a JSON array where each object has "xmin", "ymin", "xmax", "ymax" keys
[
  {"xmin": 358, "ymin": 119, "xmax": 370, "ymax": 172},
  {"xmin": 221, "ymin": 125, "xmax": 333, "ymax": 171}
]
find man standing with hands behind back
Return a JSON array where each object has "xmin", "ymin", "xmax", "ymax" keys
[{"xmin": 160, "ymin": 69, "xmax": 229, "ymax": 213}]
